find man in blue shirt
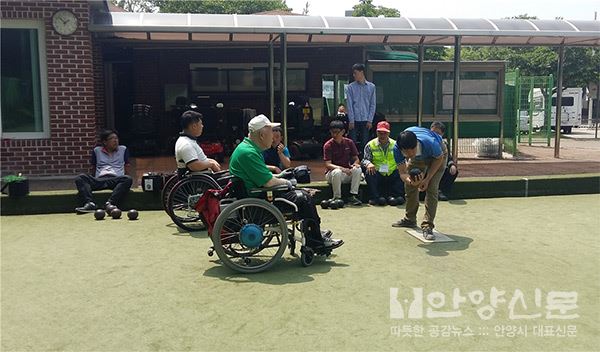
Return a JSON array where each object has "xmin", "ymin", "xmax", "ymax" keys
[
  {"xmin": 345, "ymin": 63, "xmax": 376, "ymax": 154},
  {"xmin": 391, "ymin": 126, "xmax": 447, "ymax": 240},
  {"xmin": 262, "ymin": 126, "xmax": 291, "ymax": 173}
]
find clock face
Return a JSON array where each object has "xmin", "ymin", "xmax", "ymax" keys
[{"xmin": 52, "ymin": 10, "xmax": 78, "ymax": 36}]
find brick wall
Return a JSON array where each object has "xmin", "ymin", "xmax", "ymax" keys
[
  {"xmin": 92, "ymin": 41, "xmax": 105, "ymax": 132},
  {"xmin": 0, "ymin": 0, "xmax": 99, "ymax": 176}
]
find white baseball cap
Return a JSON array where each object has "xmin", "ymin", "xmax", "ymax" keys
[{"xmin": 248, "ymin": 114, "xmax": 280, "ymax": 133}]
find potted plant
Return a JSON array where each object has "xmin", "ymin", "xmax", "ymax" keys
[{"xmin": 1, "ymin": 173, "xmax": 29, "ymax": 198}]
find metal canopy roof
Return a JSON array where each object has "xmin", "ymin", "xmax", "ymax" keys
[{"xmin": 89, "ymin": 12, "xmax": 600, "ymax": 46}]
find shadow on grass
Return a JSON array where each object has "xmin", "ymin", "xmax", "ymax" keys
[
  {"xmin": 203, "ymin": 255, "xmax": 349, "ymax": 285},
  {"xmin": 448, "ymin": 199, "xmax": 467, "ymax": 205},
  {"xmin": 417, "ymin": 234, "xmax": 473, "ymax": 257},
  {"xmin": 166, "ymin": 222, "xmax": 209, "ymax": 238}
]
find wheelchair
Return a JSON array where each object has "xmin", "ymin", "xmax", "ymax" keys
[
  {"xmin": 201, "ymin": 172, "xmax": 334, "ymax": 274},
  {"xmin": 163, "ymin": 169, "xmax": 230, "ymax": 232}
]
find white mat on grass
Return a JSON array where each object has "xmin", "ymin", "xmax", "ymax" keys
[{"xmin": 405, "ymin": 228, "xmax": 456, "ymax": 243}]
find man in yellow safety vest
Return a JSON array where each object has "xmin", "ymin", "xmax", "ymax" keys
[{"xmin": 362, "ymin": 121, "xmax": 405, "ymax": 206}]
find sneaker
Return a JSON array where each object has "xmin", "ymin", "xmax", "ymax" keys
[
  {"xmin": 391, "ymin": 218, "xmax": 416, "ymax": 228},
  {"xmin": 348, "ymin": 194, "xmax": 362, "ymax": 206},
  {"xmin": 422, "ymin": 227, "xmax": 435, "ymax": 240},
  {"xmin": 75, "ymin": 202, "xmax": 96, "ymax": 214},
  {"xmin": 323, "ymin": 237, "xmax": 344, "ymax": 249},
  {"xmin": 438, "ymin": 191, "xmax": 449, "ymax": 201},
  {"xmin": 321, "ymin": 229, "xmax": 333, "ymax": 239}
]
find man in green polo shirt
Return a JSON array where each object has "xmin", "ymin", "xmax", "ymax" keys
[{"xmin": 229, "ymin": 114, "xmax": 343, "ymax": 250}]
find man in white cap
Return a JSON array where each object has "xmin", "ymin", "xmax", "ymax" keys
[{"xmin": 229, "ymin": 114, "xmax": 344, "ymax": 250}]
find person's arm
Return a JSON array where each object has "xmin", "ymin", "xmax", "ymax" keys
[
  {"xmin": 179, "ymin": 142, "xmax": 221, "ymax": 172},
  {"xmin": 263, "ymin": 176, "xmax": 288, "ymax": 188},
  {"xmin": 325, "ymin": 160, "xmax": 352, "ymax": 173},
  {"xmin": 350, "ymin": 142, "xmax": 361, "ymax": 168},
  {"xmin": 89, "ymin": 149, "xmax": 97, "ymax": 175},
  {"xmin": 266, "ymin": 164, "xmax": 282, "ymax": 174},
  {"xmin": 362, "ymin": 143, "xmax": 375, "ymax": 170},
  {"xmin": 417, "ymin": 139, "xmax": 445, "ymax": 191},
  {"xmin": 368, "ymin": 84, "xmax": 376, "ymax": 124},
  {"xmin": 187, "ymin": 159, "xmax": 221, "ymax": 172},
  {"xmin": 123, "ymin": 147, "xmax": 131, "ymax": 176},
  {"xmin": 394, "ymin": 144, "xmax": 418, "ymax": 186},
  {"xmin": 278, "ymin": 145, "xmax": 291, "ymax": 169},
  {"xmin": 446, "ymin": 156, "xmax": 458, "ymax": 176},
  {"xmin": 345, "ymin": 84, "xmax": 355, "ymax": 129},
  {"xmin": 418, "ymin": 155, "xmax": 444, "ymax": 192}
]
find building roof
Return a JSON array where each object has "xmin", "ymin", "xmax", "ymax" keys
[{"xmin": 89, "ymin": 12, "xmax": 600, "ymax": 46}]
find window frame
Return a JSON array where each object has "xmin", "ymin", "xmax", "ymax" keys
[{"xmin": 1, "ymin": 20, "xmax": 50, "ymax": 139}]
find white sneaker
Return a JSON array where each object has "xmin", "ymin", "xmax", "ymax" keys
[
  {"xmin": 323, "ymin": 237, "xmax": 344, "ymax": 249},
  {"xmin": 423, "ymin": 228, "xmax": 435, "ymax": 240}
]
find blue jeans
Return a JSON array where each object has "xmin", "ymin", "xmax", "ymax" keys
[
  {"xmin": 349, "ymin": 121, "xmax": 370, "ymax": 155},
  {"xmin": 364, "ymin": 169, "xmax": 404, "ymax": 200}
]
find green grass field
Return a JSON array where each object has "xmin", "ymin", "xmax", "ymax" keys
[{"xmin": 2, "ymin": 194, "xmax": 599, "ymax": 351}]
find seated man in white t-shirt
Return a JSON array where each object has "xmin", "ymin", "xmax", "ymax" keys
[{"xmin": 175, "ymin": 110, "xmax": 221, "ymax": 176}]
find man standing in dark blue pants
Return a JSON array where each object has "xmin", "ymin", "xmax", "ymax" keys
[
  {"xmin": 345, "ymin": 63, "xmax": 376, "ymax": 155},
  {"xmin": 362, "ymin": 121, "xmax": 405, "ymax": 206},
  {"xmin": 74, "ymin": 129, "xmax": 132, "ymax": 213}
]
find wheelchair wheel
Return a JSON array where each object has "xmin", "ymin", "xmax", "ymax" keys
[
  {"xmin": 212, "ymin": 198, "xmax": 288, "ymax": 273},
  {"xmin": 161, "ymin": 172, "xmax": 179, "ymax": 214},
  {"xmin": 167, "ymin": 175, "xmax": 220, "ymax": 232},
  {"xmin": 300, "ymin": 246, "xmax": 314, "ymax": 267}
]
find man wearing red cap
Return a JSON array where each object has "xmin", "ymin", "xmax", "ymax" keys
[{"xmin": 362, "ymin": 121, "xmax": 405, "ymax": 206}]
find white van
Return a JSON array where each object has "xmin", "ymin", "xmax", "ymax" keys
[
  {"xmin": 519, "ymin": 88, "xmax": 546, "ymax": 133},
  {"xmin": 551, "ymin": 88, "xmax": 583, "ymax": 134}
]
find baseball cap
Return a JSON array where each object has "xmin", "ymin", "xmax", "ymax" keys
[
  {"xmin": 376, "ymin": 121, "xmax": 391, "ymax": 133},
  {"xmin": 248, "ymin": 114, "xmax": 280, "ymax": 133}
]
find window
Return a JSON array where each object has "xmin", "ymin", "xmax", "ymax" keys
[
  {"xmin": 373, "ymin": 71, "xmax": 435, "ymax": 115},
  {"xmin": 190, "ymin": 68, "xmax": 228, "ymax": 92},
  {"xmin": 1, "ymin": 20, "xmax": 49, "ymax": 138},
  {"xmin": 551, "ymin": 97, "xmax": 574, "ymax": 107},
  {"xmin": 189, "ymin": 63, "xmax": 307, "ymax": 93},
  {"xmin": 229, "ymin": 69, "xmax": 267, "ymax": 92},
  {"xmin": 438, "ymin": 71, "xmax": 498, "ymax": 115}
]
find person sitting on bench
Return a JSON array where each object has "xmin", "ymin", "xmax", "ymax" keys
[{"xmin": 74, "ymin": 129, "xmax": 132, "ymax": 213}]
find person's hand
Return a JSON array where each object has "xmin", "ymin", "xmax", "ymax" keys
[
  {"xmin": 407, "ymin": 172, "xmax": 423, "ymax": 187},
  {"xmin": 284, "ymin": 179, "xmax": 294, "ymax": 190},
  {"xmin": 273, "ymin": 166, "xmax": 282, "ymax": 174},
  {"xmin": 418, "ymin": 177, "xmax": 430, "ymax": 192},
  {"xmin": 449, "ymin": 165, "xmax": 457, "ymax": 176},
  {"xmin": 366, "ymin": 163, "xmax": 376, "ymax": 175},
  {"xmin": 209, "ymin": 159, "xmax": 221, "ymax": 172},
  {"xmin": 348, "ymin": 122, "xmax": 355, "ymax": 131},
  {"xmin": 366, "ymin": 121, "xmax": 372, "ymax": 130},
  {"xmin": 342, "ymin": 167, "xmax": 351, "ymax": 176},
  {"xmin": 276, "ymin": 144, "xmax": 285, "ymax": 155}
]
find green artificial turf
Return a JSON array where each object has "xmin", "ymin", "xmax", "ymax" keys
[{"xmin": 1, "ymin": 194, "xmax": 599, "ymax": 351}]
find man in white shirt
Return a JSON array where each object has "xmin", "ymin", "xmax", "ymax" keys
[{"xmin": 175, "ymin": 110, "xmax": 221, "ymax": 175}]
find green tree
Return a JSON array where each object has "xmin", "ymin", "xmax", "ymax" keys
[
  {"xmin": 151, "ymin": 0, "xmax": 291, "ymax": 14},
  {"xmin": 453, "ymin": 14, "xmax": 599, "ymax": 89},
  {"xmin": 110, "ymin": 0, "xmax": 157, "ymax": 12},
  {"xmin": 351, "ymin": 0, "xmax": 400, "ymax": 17}
]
